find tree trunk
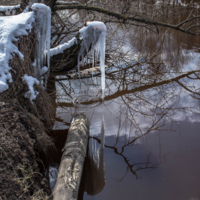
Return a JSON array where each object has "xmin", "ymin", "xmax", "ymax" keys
[
  {"xmin": 43, "ymin": 0, "xmax": 57, "ymax": 10},
  {"xmin": 20, "ymin": 0, "xmax": 56, "ymax": 11},
  {"xmin": 53, "ymin": 113, "xmax": 90, "ymax": 200}
]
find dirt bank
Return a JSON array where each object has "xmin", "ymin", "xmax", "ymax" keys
[
  {"xmin": 0, "ymin": 100, "xmax": 52, "ymax": 200},
  {"xmin": 0, "ymin": 26, "xmax": 55, "ymax": 199}
]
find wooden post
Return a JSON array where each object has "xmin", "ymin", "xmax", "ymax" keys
[{"xmin": 53, "ymin": 113, "xmax": 90, "ymax": 200}]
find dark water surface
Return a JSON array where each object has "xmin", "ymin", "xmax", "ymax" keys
[
  {"xmin": 46, "ymin": 1, "xmax": 200, "ymax": 199},
  {"xmin": 81, "ymin": 123, "xmax": 200, "ymax": 200}
]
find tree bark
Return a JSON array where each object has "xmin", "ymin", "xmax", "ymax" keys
[
  {"xmin": 53, "ymin": 113, "xmax": 90, "ymax": 200},
  {"xmin": 43, "ymin": 0, "xmax": 57, "ymax": 10}
]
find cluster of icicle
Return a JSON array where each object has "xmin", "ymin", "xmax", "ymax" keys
[
  {"xmin": 31, "ymin": 3, "xmax": 51, "ymax": 88},
  {"xmin": 78, "ymin": 21, "xmax": 106, "ymax": 99},
  {"xmin": 50, "ymin": 21, "xmax": 106, "ymax": 98},
  {"xmin": 0, "ymin": 2, "xmax": 107, "ymax": 102}
]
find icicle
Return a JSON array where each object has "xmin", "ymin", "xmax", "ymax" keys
[
  {"xmin": 78, "ymin": 21, "xmax": 106, "ymax": 99},
  {"xmin": 92, "ymin": 48, "xmax": 94, "ymax": 79},
  {"xmin": 82, "ymin": 54, "xmax": 84, "ymax": 67},
  {"xmin": 101, "ymin": 106, "xmax": 105, "ymax": 145},
  {"xmin": 78, "ymin": 56, "xmax": 80, "ymax": 78},
  {"xmin": 92, "ymin": 135, "xmax": 94, "ymax": 158},
  {"xmin": 100, "ymin": 97, "xmax": 106, "ymax": 179},
  {"xmin": 31, "ymin": 3, "xmax": 51, "ymax": 88},
  {"xmin": 99, "ymin": 31, "xmax": 106, "ymax": 99},
  {"xmin": 92, "ymin": 110, "xmax": 105, "ymax": 169}
]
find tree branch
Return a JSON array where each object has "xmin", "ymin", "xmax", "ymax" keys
[
  {"xmin": 54, "ymin": 4, "xmax": 200, "ymax": 35},
  {"xmin": 50, "ymin": 25, "xmax": 101, "ymax": 73},
  {"xmin": 57, "ymin": 70, "xmax": 200, "ymax": 107}
]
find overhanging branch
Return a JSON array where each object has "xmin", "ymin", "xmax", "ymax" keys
[
  {"xmin": 50, "ymin": 25, "xmax": 101, "ymax": 73},
  {"xmin": 54, "ymin": 4, "xmax": 200, "ymax": 35},
  {"xmin": 57, "ymin": 70, "xmax": 200, "ymax": 107}
]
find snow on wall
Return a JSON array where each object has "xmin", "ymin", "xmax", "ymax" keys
[
  {"xmin": 78, "ymin": 21, "xmax": 106, "ymax": 99},
  {"xmin": 50, "ymin": 37, "xmax": 77, "ymax": 57},
  {"xmin": 0, "ymin": 11, "xmax": 35, "ymax": 93}
]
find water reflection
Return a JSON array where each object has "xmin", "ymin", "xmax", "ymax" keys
[
  {"xmin": 50, "ymin": 53, "xmax": 200, "ymax": 199},
  {"xmin": 46, "ymin": 1, "xmax": 200, "ymax": 199},
  {"xmin": 85, "ymin": 119, "xmax": 105, "ymax": 196}
]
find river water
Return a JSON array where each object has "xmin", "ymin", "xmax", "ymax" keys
[{"xmin": 46, "ymin": 1, "xmax": 200, "ymax": 199}]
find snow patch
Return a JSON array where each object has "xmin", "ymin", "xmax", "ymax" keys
[
  {"xmin": 87, "ymin": 21, "xmax": 106, "ymax": 32},
  {"xmin": 0, "ymin": 11, "xmax": 35, "ymax": 93},
  {"xmin": 50, "ymin": 37, "xmax": 77, "ymax": 57},
  {"xmin": 0, "ymin": 5, "xmax": 20, "ymax": 12},
  {"xmin": 56, "ymin": 1, "xmax": 80, "ymax": 5},
  {"xmin": 0, "ymin": 5, "xmax": 20, "ymax": 15},
  {"xmin": 0, "ymin": 3, "xmax": 53, "ymax": 103},
  {"xmin": 22, "ymin": 74, "xmax": 39, "ymax": 103},
  {"xmin": 40, "ymin": 66, "xmax": 48, "ymax": 76}
]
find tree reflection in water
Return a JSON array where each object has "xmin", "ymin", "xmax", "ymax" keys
[
  {"xmin": 53, "ymin": 56, "xmax": 200, "ymax": 196},
  {"xmin": 47, "ymin": 0, "xmax": 200, "ymax": 197}
]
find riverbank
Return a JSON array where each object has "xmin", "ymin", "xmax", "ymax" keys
[
  {"xmin": 0, "ymin": 100, "xmax": 52, "ymax": 200},
  {"xmin": 0, "ymin": 29, "xmax": 55, "ymax": 199}
]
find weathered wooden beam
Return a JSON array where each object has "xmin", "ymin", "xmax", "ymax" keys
[{"xmin": 53, "ymin": 113, "xmax": 90, "ymax": 200}]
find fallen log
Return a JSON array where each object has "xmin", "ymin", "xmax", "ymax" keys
[{"xmin": 53, "ymin": 113, "xmax": 90, "ymax": 200}]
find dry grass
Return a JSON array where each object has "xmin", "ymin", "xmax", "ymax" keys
[
  {"xmin": 0, "ymin": 25, "xmax": 55, "ymax": 200},
  {"xmin": 0, "ymin": 2, "xmax": 56, "ymax": 199},
  {"xmin": 0, "ymin": 30, "xmax": 55, "ymax": 153}
]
